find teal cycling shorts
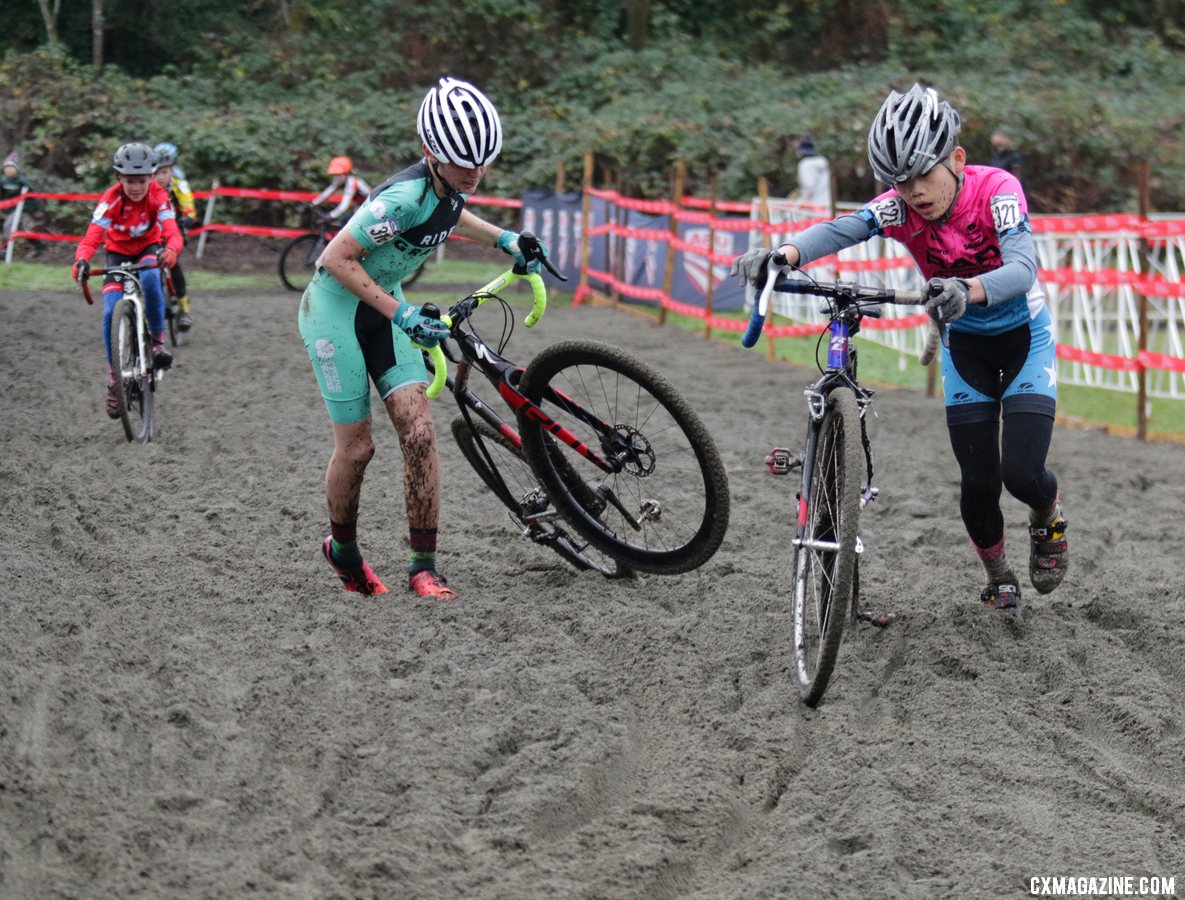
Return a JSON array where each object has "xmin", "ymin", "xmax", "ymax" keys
[{"xmin": 297, "ymin": 279, "xmax": 426, "ymax": 425}]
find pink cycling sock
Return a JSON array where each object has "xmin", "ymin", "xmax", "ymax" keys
[{"xmin": 972, "ymin": 535, "xmax": 1013, "ymax": 582}]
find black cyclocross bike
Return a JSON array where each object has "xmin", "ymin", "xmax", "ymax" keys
[
  {"xmin": 742, "ymin": 253, "xmax": 934, "ymax": 705},
  {"xmin": 421, "ymin": 233, "xmax": 730, "ymax": 578}
]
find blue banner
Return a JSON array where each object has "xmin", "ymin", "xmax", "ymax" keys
[{"xmin": 519, "ymin": 191, "xmax": 747, "ymax": 311}]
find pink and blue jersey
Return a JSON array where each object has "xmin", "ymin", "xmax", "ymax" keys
[
  {"xmin": 788, "ymin": 165, "xmax": 1044, "ymax": 337},
  {"xmin": 858, "ymin": 166, "xmax": 1044, "ymax": 335}
]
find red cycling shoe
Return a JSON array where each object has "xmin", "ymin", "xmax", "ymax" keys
[
  {"xmin": 409, "ymin": 569, "xmax": 457, "ymax": 601},
  {"xmin": 322, "ymin": 537, "xmax": 388, "ymax": 595}
]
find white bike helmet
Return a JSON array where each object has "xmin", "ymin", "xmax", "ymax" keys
[
  {"xmin": 867, "ymin": 84, "xmax": 962, "ymax": 185},
  {"xmin": 417, "ymin": 77, "xmax": 502, "ymax": 169}
]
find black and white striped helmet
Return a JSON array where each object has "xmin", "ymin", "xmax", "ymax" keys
[
  {"xmin": 417, "ymin": 77, "xmax": 502, "ymax": 169},
  {"xmin": 867, "ymin": 84, "xmax": 962, "ymax": 185}
]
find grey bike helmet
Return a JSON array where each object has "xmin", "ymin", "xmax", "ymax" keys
[
  {"xmin": 867, "ymin": 84, "xmax": 962, "ymax": 185},
  {"xmin": 112, "ymin": 142, "xmax": 158, "ymax": 175},
  {"xmin": 153, "ymin": 142, "xmax": 178, "ymax": 167},
  {"xmin": 417, "ymin": 77, "xmax": 502, "ymax": 169}
]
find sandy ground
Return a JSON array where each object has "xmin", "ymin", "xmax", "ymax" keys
[{"xmin": 2, "ymin": 273, "xmax": 1184, "ymax": 899}]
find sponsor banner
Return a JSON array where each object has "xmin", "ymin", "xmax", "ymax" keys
[{"xmin": 519, "ymin": 190, "xmax": 746, "ymax": 308}]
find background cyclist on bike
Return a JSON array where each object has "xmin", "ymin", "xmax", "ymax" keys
[
  {"xmin": 73, "ymin": 142, "xmax": 183, "ymax": 420},
  {"xmin": 298, "ymin": 76, "xmax": 550, "ymax": 601},
  {"xmin": 732, "ymin": 83, "xmax": 1066, "ymax": 617},
  {"xmin": 307, "ymin": 155, "xmax": 372, "ymax": 226},
  {"xmin": 153, "ymin": 141, "xmax": 198, "ymax": 332}
]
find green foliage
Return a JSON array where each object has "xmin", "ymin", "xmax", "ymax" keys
[{"xmin": 2, "ymin": 2, "xmax": 1185, "ymax": 213}]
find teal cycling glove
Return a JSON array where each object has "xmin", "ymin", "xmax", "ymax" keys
[{"xmin": 394, "ymin": 302, "xmax": 450, "ymax": 347}]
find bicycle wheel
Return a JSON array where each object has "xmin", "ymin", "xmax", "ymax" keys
[
  {"xmin": 279, "ymin": 233, "xmax": 320, "ymax": 292},
  {"xmin": 112, "ymin": 297, "xmax": 155, "ymax": 444},
  {"xmin": 451, "ymin": 415, "xmax": 629, "ymax": 578},
  {"xmin": 518, "ymin": 340, "xmax": 729, "ymax": 575},
  {"xmin": 791, "ymin": 386, "xmax": 862, "ymax": 706}
]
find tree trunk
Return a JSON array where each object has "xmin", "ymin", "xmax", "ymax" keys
[
  {"xmin": 36, "ymin": 0, "xmax": 59, "ymax": 48},
  {"xmin": 91, "ymin": 0, "xmax": 104, "ymax": 73},
  {"xmin": 626, "ymin": 0, "xmax": 650, "ymax": 51}
]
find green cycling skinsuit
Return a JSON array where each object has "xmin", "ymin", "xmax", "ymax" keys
[{"xmin": 298, "ymin": 158, "xmax": 463, "ymax": 423}]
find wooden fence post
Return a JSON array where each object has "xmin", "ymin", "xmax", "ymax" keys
[
  {"xmin": 660, "ymin": 159, "xmax": 686, "ymax": 326},
  {"xmin": 555, "ymin": 159, "xmax": 565, "ymax": 195},
  {"xmin": 195, "ymin": 177, "xmax": 219, "ymax": 260},
  {"xmin": 578, "ymin": 153, "xmax": 593, "ymax": 303},
  {"xmin": 705, "ymin": 174, "xmax": 718, "ymax": 340},
  {"xmin": 758, "ymin": 176, "xmax": 776, "ymax": 361}
]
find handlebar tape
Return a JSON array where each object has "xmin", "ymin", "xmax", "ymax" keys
[
  {"xmin": 422, "ymin": 311, "xmax": 453, "ymax": 400},
  {"xmin": 424, "ymin": 343, "xmax": 448, "ymax": 399},
  {"xmin": 740, "ymin": 309, "xmax": 766, "ymax": 349},
  {"xmin": 741, "ymin": 259, "xmax": 784, "ymax": 349}
]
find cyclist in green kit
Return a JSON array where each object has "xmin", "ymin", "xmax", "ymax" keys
[{"xmin": 298, "ymin": 76, "xmax": 549, "ymax": 601}]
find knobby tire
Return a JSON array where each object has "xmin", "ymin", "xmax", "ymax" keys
[
  {"xmin": 791, "ymin": 386, "xmax": 862, "ymax": 706},
  {"xmin": 112, "ymin": 297, "xmax": 154, "ymax": 444},
  {"xmin": 279, "ymin": 233, "xmax": 321, "ymax": 292},
  {"xmin": 518, "ymin": 340, "xmax": 729, "ymax": 575}
]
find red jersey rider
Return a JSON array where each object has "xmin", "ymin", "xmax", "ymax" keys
[{"xmin": 73, "ymin": 143, "xmax": 183, "ymax": 419}]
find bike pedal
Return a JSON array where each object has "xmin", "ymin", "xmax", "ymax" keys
[{"xmin": 765, "ymin": 448, "xmax": 801, "ymax": 475}]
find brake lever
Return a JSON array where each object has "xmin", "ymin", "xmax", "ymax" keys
[{"xmin": 512, "ymin": 230, "xmax": 567, "ymax": 281}]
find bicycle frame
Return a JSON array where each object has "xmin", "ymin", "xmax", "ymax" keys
[
  {"xmin": 81, "ymin": 262, "xmax": 158, "ymax": 381},
  {"xmin": 425, "ymin": 271, "xmax": 622, "ymax": 477}
]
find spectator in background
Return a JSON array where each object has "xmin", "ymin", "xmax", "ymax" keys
[
  {"xmin": 2, "ymin": 152, "xmax": 46, "ymax": 256},
  {"xmin": 989, "ymin": 127, "xmax": 1024, "ymax": 180},
  {"xmin": 309, "ymin": 156, "xmax": 372, "ymax": 225},
  {"xmin": 791, "ymin": 137, "xmax": 832, "ymax": 214}
]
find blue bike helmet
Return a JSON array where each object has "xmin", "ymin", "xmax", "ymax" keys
[{"xmin": 154, "ymin": 142, "xmax": 179, "ymax": 167}]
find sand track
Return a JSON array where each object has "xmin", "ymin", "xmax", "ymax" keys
[{"xmin": 2, "ymin": 285, "xmax": 1183, "ymax": 898}]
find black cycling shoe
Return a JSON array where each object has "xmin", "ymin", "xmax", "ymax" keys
[
  {"xmin": 151, "ymin": 340, "xmax": 174, "ymax": 370},
  {"xmin": 1029, "ymin": 513, "xmax": 1068, "ymax": 595},
  {"xmin": 980, "ymin": 573, "xmax": 1022, "ymax": 619}
]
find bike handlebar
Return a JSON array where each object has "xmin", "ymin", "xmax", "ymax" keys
[
  {"xmin": 740, "ymin": 253, "xmax": 928, "ymax": 350},
  {"xmin": 77, "ymin": 260, "xmax": 163, "ymax": 306},
  {"xmin": 420, "ymin": 265, "xmax": 553, "ymax": 400}
]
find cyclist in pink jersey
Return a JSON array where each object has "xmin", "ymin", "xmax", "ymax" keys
[{"xmin": 732, "ymin": 84, "xmax": 1066, "ymax": 618}]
